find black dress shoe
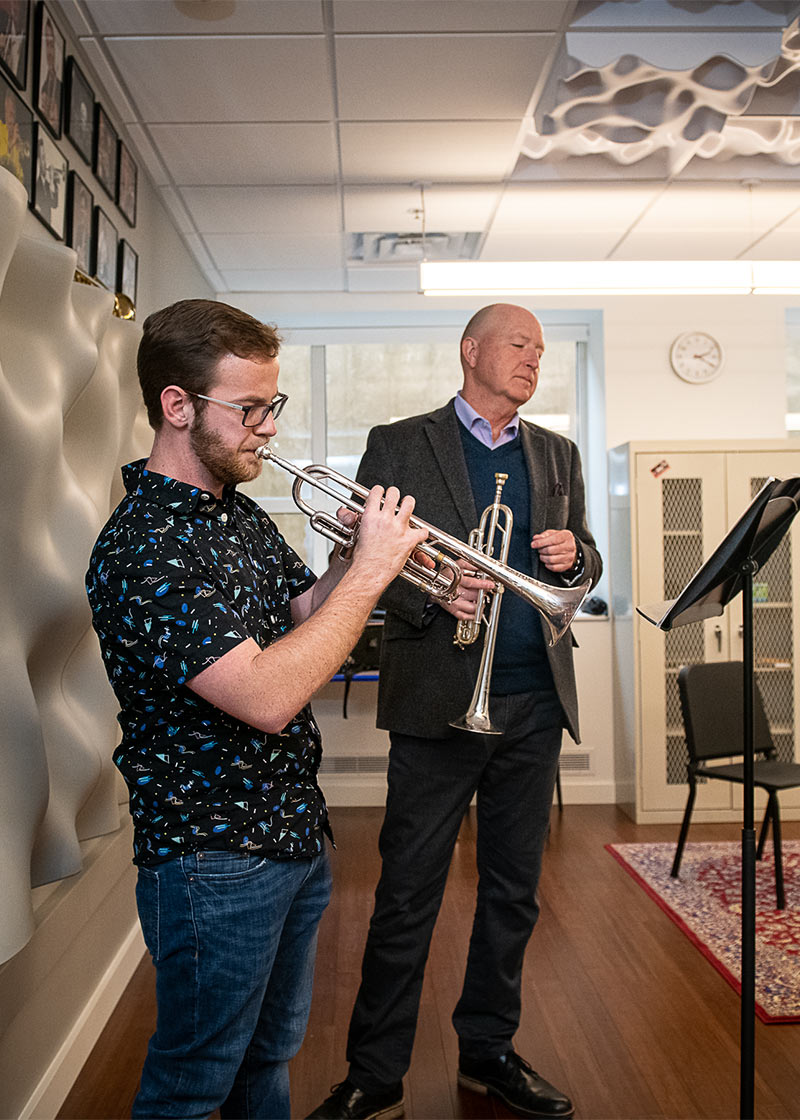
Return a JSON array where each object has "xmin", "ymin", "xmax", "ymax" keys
[
  {"xmin": 306, "ymin": 1079, "xmax": 404, "ymax": 1120},
  {"xmin": 458, "ymin": 1051, "xmax": 574, "ymax": 1118}
]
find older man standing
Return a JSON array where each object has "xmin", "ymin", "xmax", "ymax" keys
[{"xmin": 310, "ymin": 304, "xmax": 602, "ymax": 1120}]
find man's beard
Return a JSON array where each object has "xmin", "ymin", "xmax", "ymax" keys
[{"xmin": 189, "ymin": 411, "xmax": 262, "ymax": 488}]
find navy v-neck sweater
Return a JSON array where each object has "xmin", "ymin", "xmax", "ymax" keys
[{"xmin": 457, "ymin": 425, "xmax": 554, "ymax": 695}]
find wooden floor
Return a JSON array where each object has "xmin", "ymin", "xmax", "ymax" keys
[{"xmin": 58, "ymin": 804, "xmax": 800, "ymax": 1120}]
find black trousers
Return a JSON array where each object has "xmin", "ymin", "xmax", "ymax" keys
[{"xmin": 346, "ymin": 690, "xmax": 563, "ymax": 1092}]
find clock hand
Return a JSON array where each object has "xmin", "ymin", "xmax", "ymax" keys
[{"xmin": 693, "ymin": 352, "xmax": 716, "ymax": 365}]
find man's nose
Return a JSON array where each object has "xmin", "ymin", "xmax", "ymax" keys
[{"xmin": 254, "ymin": 413, "xmax": 278, "ymax": 438}]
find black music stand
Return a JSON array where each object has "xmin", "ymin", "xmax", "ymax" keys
[{"xmin": 637, "ymin": 475, "xmax": 800, "ymax": 1120}]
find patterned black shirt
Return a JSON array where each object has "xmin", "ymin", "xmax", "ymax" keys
[{"xmin": 86, "ymin": 459, "xmax": 326, "ymax": 867}]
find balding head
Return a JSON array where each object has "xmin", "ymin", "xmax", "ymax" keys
[{"xmin": 459, "ymin": 303, "xmax": 544, "ymax": 421}]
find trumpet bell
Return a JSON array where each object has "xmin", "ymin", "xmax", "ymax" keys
[
  {"xmin": 502, "ymin": 570, "xmax": 592, "ymax": 647},
  {"xmin": 449, "ymin": 709, "xmax": 502, "ymax": 735}
]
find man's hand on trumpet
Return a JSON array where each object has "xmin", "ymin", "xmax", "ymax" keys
[
  {"xmin": 436, "ymin": 558, "xmax": 494, "ymax": 621},
  {"xmin": 333, "ymin": 486, "xmax": 429, "ymax": 589}
]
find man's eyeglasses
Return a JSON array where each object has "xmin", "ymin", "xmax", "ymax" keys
[{"xmin": 185, "ymin": 390, "xmax": 288, "ymax": 428}]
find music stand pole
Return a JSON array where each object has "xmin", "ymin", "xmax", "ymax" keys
[{"xmin": 740, "ymin": 560, "xmax": 757, "ymax": 1120}]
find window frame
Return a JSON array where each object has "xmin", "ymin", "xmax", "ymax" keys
[{"xmin": 264, "ymin": 312, "xmax": 607, "ymax": 593}]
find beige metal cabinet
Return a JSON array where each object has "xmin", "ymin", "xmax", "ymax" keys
[{"xmin": 609, "ymin": 441, "xmax": 800, "ymax": 824}]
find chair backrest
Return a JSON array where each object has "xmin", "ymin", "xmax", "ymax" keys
[{"xmin": 677, "ymin": 661, "xmax": 774, "ymax": 764}]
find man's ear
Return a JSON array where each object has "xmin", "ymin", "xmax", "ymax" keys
[
  {"xmin": 461, "ymin": 336, "xmax": 478, "ymax": 369},
  {"xmin": 160, "ymin": 386, "xmax": 192, "ymax": 429}
]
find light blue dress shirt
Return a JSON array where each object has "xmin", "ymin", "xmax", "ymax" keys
[{"xmin": 454, "ymin": 391, "xmax": 519, "ymax": 449}]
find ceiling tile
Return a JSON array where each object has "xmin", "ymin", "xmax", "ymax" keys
[
  {"xmin": 149, "ymin": 123, "xmax": 338, "ymax": 186},
  {"xmin": 220, "ymin": 269, "xmax": 346, "ymax": 292},
  {"xmin": 480, "ymin": 230, "xmax": 628, "ymax": 259},
  {"xmin": 607, "ymin": 231, "xmax": 762, "ymax": 258},
  {"xmin": 741, "ymin": 229, "xmax": 800, "ymax": 257},
  {"xmin": 343, "ymin": 186, "xmax": 501, "ymax": 231},
  {"xmin": 490, "ymin": 184, "xmax": 662, "ymax": 231},
  {"xmin": 84, "ymin": 1, "xmax": 325, "ymax": 35},
  {"xmin": 339, "ymin": 121, "xmax": 521, "ymax": 181},
  {"xmin": 335, "ymin": 34, "xmax": 554, "ymax": 120},
  {"xmin": 204, "ymin": 232, "xmax": 345, "ymax": 270},
  {"xmin": 630, "ymin": 183, "xmax": 800, "ymax": 234},
  {"xmin": 180, "ymin": 186, "xmax": 341, "ymax": 233},
  {"xmin": 105, "ymin": 36, "xmax": 333, "ymax": 122},
  {"xmin": 346, "ymin": 265, "xmax": 419, "ymax": 291},
  {"xmin": 333, "ymin": 1, "xmax": 570, "ymax": 33}
]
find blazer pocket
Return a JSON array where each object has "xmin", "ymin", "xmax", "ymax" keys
[{"xmin": 545, "ymin": 495, "xmax": 569, "ymax": 526}]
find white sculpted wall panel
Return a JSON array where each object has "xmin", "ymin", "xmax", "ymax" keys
[{"xmin": 0, "ymin": 166, "xmax": 146, "ymax": 962}]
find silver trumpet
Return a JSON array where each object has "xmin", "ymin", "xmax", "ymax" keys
[
  {"xmin": 255, "ymin": 444, "xmax": 591, "ymax": 645},
  {"xmin": 450, "ymin": 472, "xmax": 512, "ymax": 735}
]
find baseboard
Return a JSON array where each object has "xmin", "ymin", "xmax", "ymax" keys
[
  {"xmin": 21, "ymin": 921, "xmax": 146, "ymax": 1120},
  {"xmin": 320, "ymin": 774, "xmax": 621, "ymax": 807}
]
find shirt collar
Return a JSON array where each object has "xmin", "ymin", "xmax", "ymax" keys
[
  {"xmin": 454, "ymin": 392, "xmax": 520, "ymax": 449},
  {"xmin": 122, "ymin": 459, "xmax": 236, "ymax": 518}
]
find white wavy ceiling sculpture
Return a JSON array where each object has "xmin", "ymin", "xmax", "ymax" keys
[{"xmin": 517, "ymin": 0, "xmax": 800, "ymax": 179}]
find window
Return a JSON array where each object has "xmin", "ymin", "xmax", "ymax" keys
[{"xmin": 246, "ymin": 318, "xmax": 602, "ymax": 579}]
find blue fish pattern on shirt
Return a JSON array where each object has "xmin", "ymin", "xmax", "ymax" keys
[{"xmin": 86, "ymin": 460, "xmax": 327, "ymax": 867}]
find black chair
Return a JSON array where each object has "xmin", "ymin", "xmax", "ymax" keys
[{"xmin": 671, "ymin": 661, "xmax": 800, "ymax": 910}]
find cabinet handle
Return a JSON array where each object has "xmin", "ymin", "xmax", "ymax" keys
[{"xmin": 714, "ymin": 624, "xmax": 722, "ymax": 652}]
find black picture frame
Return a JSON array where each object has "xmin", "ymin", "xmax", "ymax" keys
[
  {"xmin": 66, "ymin": 169, "xmax": 93, "ymax": 274},
  {"xmin": 0, "ymin": 0, "xmax": 30, "ymax": 90},
  {"xmin": 32, "ymin": 120, "xmax": 67, "ymax": 237},
  {"xmin": 64, "ymin": 56, "xmax": 93, "ymax": 164},
  {"xmin": 0, "ymin": 67, "xmax": 32, "ymax": 195},
  {"xmin": 117, "ymin": 238, "xmax": 137, "ymax": 303},
  {"xmin": 92, "ymin": 204, "xmax": 117, "ymax": 290},
  {"xmin": 33, "ymin": 1, "xmax": 63, "ymax": 138},
  {"xmin": 116, "ymin": 138, "xmax": 136, "ymax": 226},
  {"xmin": 93, "ymin": 101, "xmax": 117, "ymax": 199}
]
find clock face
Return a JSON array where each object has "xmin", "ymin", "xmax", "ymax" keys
[{"xmin": 669, "ymin": 331, "xmax": 724, "ymax": 384}]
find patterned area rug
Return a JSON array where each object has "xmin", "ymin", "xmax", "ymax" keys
[{"xmin": 607, "ymin": 841, "xmax": 800, "ymax": 1023}]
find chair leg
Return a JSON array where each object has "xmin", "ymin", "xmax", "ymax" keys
[
  {"xmin": 756, "ymin": 802, "xmax": 771, "ymax": 861},
  {"xmin": 768, "ymin": 792, "xmax": 786, "ymax": 911},
  {"xmin": 671, "ymin": 781, "xmax": 697, "ymax": 879},
  {"xmin": 555, "ymin": 767, "xmax": 563, "ymax": 812}
]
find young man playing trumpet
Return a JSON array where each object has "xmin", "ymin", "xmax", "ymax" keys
[
  {"xmin": 86, "ymin": 298, "xmax": 428, "ymax": 1120},
  {"xmin": 310, "ymin": 303, "xmax": 602, "ymax": 1120}
]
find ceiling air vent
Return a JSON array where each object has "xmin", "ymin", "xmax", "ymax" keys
[{"xmin": 347, "ymin": 232, "xmax": 481, "ymax": 263}]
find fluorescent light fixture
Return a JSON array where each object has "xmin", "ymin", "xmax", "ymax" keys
[{"xmin": 420, "ymin": 260, "xmax": 800, "ymax": 296}]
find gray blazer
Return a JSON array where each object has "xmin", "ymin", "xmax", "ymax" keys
[{"xmin": 355, "ymin": 400, "xmax": 602, "ymax": 742}]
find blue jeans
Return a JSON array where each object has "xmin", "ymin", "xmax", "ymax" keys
[{"xmin": 133, "ymin": 847, "xmax": 332, "ymax": 1119}]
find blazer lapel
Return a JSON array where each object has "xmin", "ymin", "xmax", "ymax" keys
[
  {"xmin": 519, "ymin": 420, "xmax": 549, "ymax": 547},
  {"xmin": 425, "ymin": 401, "xmax": 477, "ymax": 534}
]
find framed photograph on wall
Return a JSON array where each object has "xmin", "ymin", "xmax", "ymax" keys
[
  {"xmin": 93, "ymin": 101, "xmax": 116, "ymax": 199},
  {"xmin": 66, "ymin": 169, "xmax": 92, "ymax": 274},
  {"xmin": 116, "ymin": 138, "xmax": 136, "ymax": 226},
  {"xmin": 32, "ymin": 121, "xmax": 67, "ymax": 237},
  {"xmin": 0, "ymin": 68, "xmax": 33, "ymax": 195},
  {"xmin": 33, "ymin": 1, "xmax": 63, "ymax": 137},
  {"xmin": 117, "ymin": 239, "xmax": 137, "ymax": 304},
  {"xmin": 92, "ymin": 204, "xmax": 117, "ymax": 290},
  {"xmin": 64, "ymin": 56, "xmax": 93, "ymax": 164},
  {"xmin": 0, "ymin": 0, "xmax": 30, "ymax": 90}
]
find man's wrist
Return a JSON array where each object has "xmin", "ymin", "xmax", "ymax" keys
[{"xmin": 563, "ymin": 540, "xmax": 584, "ymax": 583}]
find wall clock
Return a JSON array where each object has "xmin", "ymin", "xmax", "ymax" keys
[{"xmin": 669, "ymin": 331, "xmax": 724, "ymax": 384}]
